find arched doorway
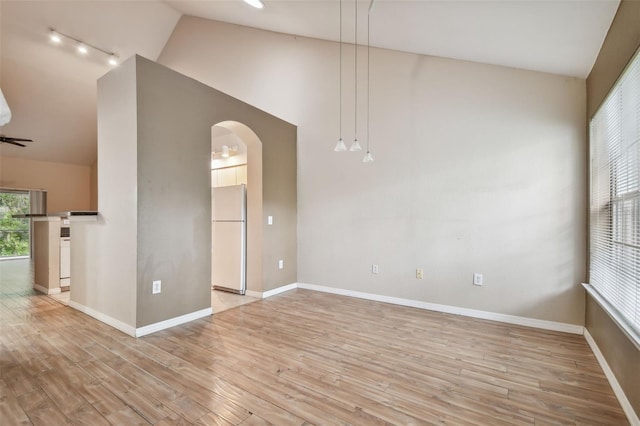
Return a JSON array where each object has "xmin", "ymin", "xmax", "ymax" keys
[{"xmin": 210, "ymin": 121, "xmax": 263, "ymax": 312}]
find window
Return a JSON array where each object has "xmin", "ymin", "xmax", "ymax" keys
[
  {"xmin": 0, "ymin": 190, "xmax": 30, "ymax": 258},
  {"xmin": 589, "ymin": 47, "xmax": 640, "ymax": 343}
]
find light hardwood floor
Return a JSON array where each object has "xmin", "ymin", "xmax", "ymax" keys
[
  {"xmin": 46, "ymin": 289, "xmax": 258, "ymax": 313},
  {"xmin": 0, "ymin": 259, "xmax": 628, "ymax": 425}
]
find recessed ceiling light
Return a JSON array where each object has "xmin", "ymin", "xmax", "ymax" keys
[
  {"xmin": 242, "ymin": 0, "xmax": 264, "ymax": 9},
  {"xmin": 108, "ymin": 55, "xmax": 118, "ymax": 66},
  {"xmin": 77, "ymin": 44, "xmax": 88, "ymax": 55}
]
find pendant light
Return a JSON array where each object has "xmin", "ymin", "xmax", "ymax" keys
[
  {"xmin": 350, "ymin": 0, "xmax": 362, "ymax": 152},
  {"xmin": 334, "ymin": 0, "xmax": 347, "ymax": 152},
  {"xmin": 362, "ymin": 7, "xmax": 374, "ymax": 163}
]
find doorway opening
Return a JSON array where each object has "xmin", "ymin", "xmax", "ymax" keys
[
  {"xmin": 210, "ymin": 121, "xmax": 263, "ymax": 313},
  {"xmin": 0, "ymin": 190, "xmax": 30, "ymax": 259}
]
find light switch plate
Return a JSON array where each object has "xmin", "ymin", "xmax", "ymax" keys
[
  {"xmin": 152, "ymin": 280, "xmax": 162, "ymax": 294},
  {"xmin": 268, "ymin": 216, "xmax": 273, "ymax": 225}
]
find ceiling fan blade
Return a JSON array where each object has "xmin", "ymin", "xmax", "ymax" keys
[
  {"xmin": 1, "ymin": 140, "xmax": 26, "ymax": 147},
  {"xmin": 0, "ymin": 136, "xmax": 33, "ymax": 142}
]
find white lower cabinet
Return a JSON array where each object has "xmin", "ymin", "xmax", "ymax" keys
[{"xmin": 60, "ymin": 238, "xmax": 71, "ymax": 287}]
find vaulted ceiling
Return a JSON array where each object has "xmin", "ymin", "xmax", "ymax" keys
[{"xmin": 0, "ymin": 0, "xmax": 620, "ymax": 166}]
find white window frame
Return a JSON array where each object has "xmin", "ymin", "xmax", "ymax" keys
[{"xmin": 585, "ymin": 46, "xmax": 640, "ymax": 350}]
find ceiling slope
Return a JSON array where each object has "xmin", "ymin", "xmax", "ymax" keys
[
  {"xmin": 0, "ymin": 0, "xmax": 619, "ymax": 166},
  {"xmin": 167, "ymin": 0, "xmax": 619, "ymax": 78},
  {"xmin": 0, "ymin": 1, "xmax": 181, "ymax": 165}
]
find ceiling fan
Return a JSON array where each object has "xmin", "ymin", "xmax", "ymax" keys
[{"xmin": 0, "ymin": 135, "xmax": 34, "ymax": 147}]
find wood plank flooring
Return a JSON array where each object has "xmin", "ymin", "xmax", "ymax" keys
[{"xmin": 0, "ymin": 259, "xmax": 629, "ymax": 425}]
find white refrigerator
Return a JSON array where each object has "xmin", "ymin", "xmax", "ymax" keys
[{"xmin": 212, "ymin": 184, "xmax": 246, "ymax": 295}]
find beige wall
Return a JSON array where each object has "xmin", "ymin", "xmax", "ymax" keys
[
  {"xmin": 586, "ymin": 297, "xmax": 640, "ymax": 417},
  {"xmin": 73, "ymin": 54, "xmax": 296, "ymax": 331},
  {"xmin": 160, "ymin": 17, "xmax": 587, "ymax": 325},
  {"xmin": 585, "ymin": 0, "xmax": 640, "ymax": 419},
  {"xmin": 90, "ymin": 160, "xmax": 98, "ymax": 210},
  {"xmin": 134, "ymin": 56, "xmax": 296, "ymax": 327},
  {"xmin": 70, "ymin": 56, "xmax": 138, "ymax": 328},
  {"xmin": 587, "ymin": 1, "xmax": 640, "ymax": 118},
  {"xmin": 0, "ymin": 155, "xmax": 91, "ymax": 212}
]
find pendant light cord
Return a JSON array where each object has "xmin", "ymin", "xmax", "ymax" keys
[
  {"xmin": 339, "ymin": 0, "xmax": 342, "ymax": 140},
  {"xmin": 354, "ymin": 0, "xmax": 358, "ymax": 141},
  {"xmin": 366, "ymin": 11, "xmax": 370, "ymax": 153}
]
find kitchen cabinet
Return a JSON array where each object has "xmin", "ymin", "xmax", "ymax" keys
[{"xmin": 212, "ymin": 165, "xmax": 248, "ymax": 188}]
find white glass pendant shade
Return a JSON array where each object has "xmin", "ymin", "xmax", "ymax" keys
[
  {"xmin": 350, "ymin": 139, "xmax": 362, "ymax": 151},
  {"xmin": 362, "ymin": 151, "xmax": 374, "ymax": 163},
  {"xmin": 334, "ymin": 138, "xmax": 347, "ymax": 152}
]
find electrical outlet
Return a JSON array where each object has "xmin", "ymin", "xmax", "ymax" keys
[
  {"xmin": 152, "ymin": 280, "xmax": 162, "ymax": 294},
  {"xmin": 278, "ymin": 259, "xmax": 284, "ymax": 269},
  {"xmin": 473, "ymin": 273, "xmax": 483, "ymax": 286},
  {"xmin": 416, "ymin": 268, "xmax": 424, "ymax": 279},
  {"xmin": 268, "ymin": 216, "xmax": 273, "ymax": 225},
  {"xmin": 372, "ymin": 264, "xmax": 379, "ymax": 274}
]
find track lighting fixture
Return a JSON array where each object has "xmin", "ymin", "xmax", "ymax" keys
[
  {"xmin": 48, "ymin": 28, "xmax": 119, "ymax": 67},
  {"xmin": 49, "ymin": 30, "xmax": 61, "ymax": 44}
]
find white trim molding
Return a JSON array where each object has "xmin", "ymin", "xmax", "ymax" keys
[
  {"xmin": 262, "ymin": 283, "xmax": 298, "ymax": 298},
  {"xmin": 297, "ymin": 283, "xmax": 585, "ymax": 335},
  {"xmin": 0, "ymin": 255, "xmax": 29, "ymax": 261},
  {"xmin": 245, "ymin": 290, "xmax": 263, "ymax": 299},
  {"xmin": 135, "ymin": 308, "xmax": 213, "ymax": 337},
  {"xmin": 68, "ymin": 300, "xmax": 136, "ymax": 337},
  {"xmin": 583, "ymin": 283, "xmax": 640, "ymax": 351},
  {"xmin": 584, "ymin": 329, "xmax": 640, "ymax": 426},
  {"xmin": 34, "ymin": 284, "xmax": 61, "ymax": 295},
  {"xmin": 246, "ymin": 282, "xmax": 298, "ymax": 299}
]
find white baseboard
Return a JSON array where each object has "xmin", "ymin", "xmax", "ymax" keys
[
  {"xmin": 34, "ymin": 284, "xmax": 61, "ymax": 295},
  {"xmin": 245, "ymin": 290, "xmax": 263, "ymax": 299},
  {"xmin": 69, "ymin": 302, "xmax": 213, "ymax": 338},
  {"xmin": 296, "ymin": 283, "xmax": 585, "ymax": 335},
  {"xmin": 135, "ymin": 307, "xmax": 213, "ymax": 337},
  {"xmin": 68, "ymin": 300, "xmax": 136, "ymax": 337},
  {"xmin": 246, "ymin": 283, "xmax": 298, "ymax": 299},
  {"xmin": 584, "ymin": 329, "xmax": 640, "ymax": 426},
  {"xmin": 262, "ymin": 283, "xmax": 298, "ymax": 298}
]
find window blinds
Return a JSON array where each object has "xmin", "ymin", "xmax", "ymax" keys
[{"xmin": 589, "ymin": 48, "xmax": 640, "ymax": 339}]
